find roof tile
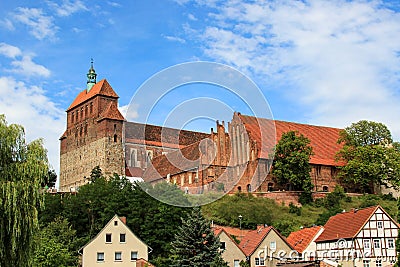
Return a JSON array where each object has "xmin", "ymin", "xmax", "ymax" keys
[
  {"xmin": 287, "ymin": 226, "xmax": 323, "ymax": 253},
  {"xmin": 315, "ymin": 206, "xmax": 379, "ymax": 242},
  {"xmin": 238, "ymin": 114, "xmax": 345, "ymax": 166}
]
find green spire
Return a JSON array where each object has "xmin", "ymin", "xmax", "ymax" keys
[{"xmin": 86, "ymin": 58, "xmax": 97, "ymax": 92}]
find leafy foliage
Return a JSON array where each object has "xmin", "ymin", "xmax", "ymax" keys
[
  {"xmin": 39, "ymin": 168, "xmax": 192, "ymax": 264},
  {"xmin": 33, "ymin": 217, "xmax": 77, "ymax": 267},
  {"xmin": 171, "ymin": 208, "xmax": 225, "ymax": 267},
  {"xmin": 337, "ymin": 120, "xmax": 400, "ymax": 192},
  {"xmin": 0, "ymin": 115, "xmax": 49, "ymax": 267},
  {"xmin": 272, "ymin": 131, "xmax": 313, "ymax": 195}
]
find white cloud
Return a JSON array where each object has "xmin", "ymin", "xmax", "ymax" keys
[
  {"xmin": 10, "ymin": 55, "xmax": 51, "ymax": 77},
  {"xmin": 0, "ymin": 43, "xmax": 51, "ymax": 77},
  {"xmin": 0, "ymin": 18, "xmax": 15, "ymax": 31},
  {"xmin": 107, "ymin": 1, "xmax": 122, "ymax": 8},
  {"xmin": 188, "ymin": 13, "xmax": 197, "ymax": 21},
  {"xmin": 0, "ymin": 43, "xmax": 21, "ymax": 58},
  {"xmin": 0, "ymin": 76, "xmax": 65, "ymax": 175},
  {"xmin": 13, "ymin": 7, "xmax": 58, "ymax": 40},
  {"xmin": 186, "ymin": 0, "xmax": 400, "ymax": 139},
  {"xmin": 119, "ymin": 104, "xmax": 138, "ymax": 121},
  {"xmin": 47, "ymin": 0, "xmax": 88, "ymax": 17},
  {"xmin": 162, "ymin": 34, "xmax": 186, "ymax": 44}
]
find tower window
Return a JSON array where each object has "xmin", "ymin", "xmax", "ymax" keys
[
  {"xmin": 85, "ymin": 105, "xmax": 88, "ymax": 117},
  {"xmin": 90, "ymin": 102, "xmax": 93, "ymax": 113},
  {"xmin": 114, "ymin": 134, "xmax": 117, "ymax": 142}
]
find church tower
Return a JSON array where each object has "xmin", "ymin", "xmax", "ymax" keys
[{"xmin": 59, "ymin": 61, "xmax": 125, "ymax": 192}]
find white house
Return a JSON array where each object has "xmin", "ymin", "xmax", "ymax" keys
[
  {"xmin": 315, "ymin": 206, "xmax": 398, "ymax": 267},
  {"xmin": 79, "ymin": 215, "xmax": 152, "ymax": 267}
]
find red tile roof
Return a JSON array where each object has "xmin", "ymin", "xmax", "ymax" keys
[
  {"xmin": 125, "ymin": 121, "xmax": 210, "ymax": 148},
  {"xmin": 315, "ymin": 206, "xmax": 380, "ymax": 242},
  {"xmin": 238, "ymin": 114, "xmax": 345, "ymax": 166},
  {"xmin": 213, "ymin": 224, "xmax": 252, "ymax": 241},
  {"xmin": 142, "ymin": 140, "xmax": 203, "ymax": 182},
  {"xmin": 125, "ymin": 167, "xmax": 143, "ymax": 177},
  {"xmin": 98, "ymin": 101, "xmax": 125, "ymax": 121},
  {"xmin": 239, "ymin": 226, "xmax": 292, "ymax": 256},
  {"xmin": 213, "ymin": 227, "xmax": 247, "ymax": 254},
  {"xmin": 287, "ymin": 226, "xmax": 323, "ymax": 253},
  {"xmin": 67, "ymin": 79, "xmax": 119, "ymax": 111}
]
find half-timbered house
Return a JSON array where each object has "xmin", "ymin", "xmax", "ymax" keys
[{"xmin": 315, "ymin": 206, "xmax": 398, "ymax": 267}]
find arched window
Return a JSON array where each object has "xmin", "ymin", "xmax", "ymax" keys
[
  {"xmin": 130, "ymin": 149, "xmax": 137, "ymax": 167},
  {"xmin": 237, "ymin": 186, "xmax": 242, "ymax": 193},
  {"xmin": 247, "ymin": 184, "xmax": 251, "ymax": 192},
  {"xmin": 113, "ymin": 134, "xmax": 117, "ymax": 142}
]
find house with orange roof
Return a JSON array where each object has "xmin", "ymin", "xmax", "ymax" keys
[
  {"xmin": 315, "ymin": 205, "xmax": 398, "ymax": 267},
  {"xmin": 287, "ymin": 226, "xmax": 324, "ymax": 260},
  {"xmin": 239, "ymin": 225, "xmax": 294, "ymax": 267},
  {"xmin": 213, "ymin": 227, "xmax": 246, "ymax": 267}
]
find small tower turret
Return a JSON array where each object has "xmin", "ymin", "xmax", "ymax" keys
[{"xmin": 86, "ymin": 58, "xmax": 97, "ymax": 92}]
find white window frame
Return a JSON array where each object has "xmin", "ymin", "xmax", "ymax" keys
[
  {"xmin": 105, "ymin": 233, "xmax": 112, "ymax": 243},
  {"xmin": 234, "ymin": 260, "xmax": 240, "ymax": 267},
  {"xmin": 115, "ymin": 251, "xmax": 122, "ymax": 261},
  {"xmin": 131, "ymin": 251, "xmax": 138, "ymax": 261},
  {"xmin": 388, "ymin": 239, "xmax": 395, "ymax": 249},
  {"xmin": 373, "ymin": 239, "xmax": 380, "ymax": 249},
  {"xmin": 97, "ymin": 252, "xmax": 104, "ymax": 262},
  {"xmin": 120, "ymin": 233, "xmax": 126, "ymax": 243},
  {"xmin": 270, "ymin": 241, "xmax": 276, "ymax": 250},
  {"xmin": 364, "ymin": 239, "xmax": 370, "ymax": 249}
]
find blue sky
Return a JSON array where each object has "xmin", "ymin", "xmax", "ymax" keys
[{"xmin": 1, "ymin": 0, "xmax": 400, "ymax": 175}]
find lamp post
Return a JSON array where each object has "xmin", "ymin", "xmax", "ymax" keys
[{"xmin": 238, "ymin": 215, "xmax": 243, "ymax": 239}]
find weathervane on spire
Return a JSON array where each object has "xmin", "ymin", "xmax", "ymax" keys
[{"xmin": 86, "ymin": 58, "xmax": 97, "ymax": 92}]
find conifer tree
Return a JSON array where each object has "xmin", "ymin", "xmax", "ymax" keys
[
  {"xmin": 0, "ymin": 115, "xmax": 49, "ymax": 266},
  {"xmin": 171, "ymin": 207, "xmax": 226, "ymax": 267}
]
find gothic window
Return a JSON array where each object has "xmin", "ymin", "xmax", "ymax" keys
[
  {"xmin": 237, "ymin": 186, "xmax": 242, "ymax": 193},
  {"xmin": 130, "ymin": 149, "xmax": 137, "ymax": 167},
  {"xmin": 146, "ymin": 150, "xmax": 153, "ymax": 163},
  {"xmin": 81, "ymin": 107, "xmax": 83, "ymax": 119},
  {"xmin": 90, "ymin": 102, "xmax": 93, "ymax": 113},
  {"xmin": 114, "ymin": 134, "xmax": 117, "ymax": 142},
  {"xmin": 247, "ymin": 184, "xmax": 251, "ymax": 192},
  {"xmin": 76, "ymin": 110, "xmax": 79, "ymax": 121},
  {"xmin": 85, "ymin": 105, "xmax": 88, "ymax": 117},
  {"xmin": 84, "ymin": 124, "xmax": 88, "ymax": 135}
]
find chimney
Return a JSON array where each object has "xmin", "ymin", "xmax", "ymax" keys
[{"xmin": 120, "ymin": 216, "xmax": 127, "ymax": 224}]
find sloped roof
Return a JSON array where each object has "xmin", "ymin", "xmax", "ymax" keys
[
  {"xmin": 97, "ymin": 101, "xmax": 125, "ymax": 121},
  {"xmin": 213, "ymin": 227, "xmax": 246, "ymax": 255},
  {"xmin": 142, "ymin": 140, "xmax": 203, "ymax": 182},
  {"xmin": 239, "ymin": 226, "xmax": 274, "ymax": 256},
  {"xmin": 238, "ymin": 114, "xmax": 345, "ymax": 166},
  {"xmin": 125, "ymin": 121, "xmax": 209, "ymax": 148},
  {"xmin": 315, "ymin": 206, "xmax": 382, "ymax": 242},
  {"xmin": 287, "ymin": 226, "xmax": 324, "ymax": 253},
  {"xmin": 67, "ymin": 79, "xmax": 119, "ymax": 111},
  {"xmin": 213, "ymin": 224, "xmax": 251, "ymax": 241}
]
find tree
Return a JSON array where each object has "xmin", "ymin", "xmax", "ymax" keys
[
  {"xmin": 272, "ymin": 131, "xmax": 313, "ymax": 193},
  {"xmin": 89, "ymin": 165, "xmax": 103, "ymax": 182},
  {"xmin": 337, "ymin": 120, "xmax": 400, "ymax": 192},
  {"xmin": 42, "ymin": 169, "xmax": 57, "ymax": 188},
  {"xmin": 0, "ymin": 115, "xmax": 49, "ymax": 266},
  {"xmin": 171, "ymin": 208, "xmax": 225, "ymax": 267},
  {"xmin": 33, "ymin": 217, "xmax": 78, "ymax": 267}
]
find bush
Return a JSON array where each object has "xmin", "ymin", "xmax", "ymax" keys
[{"xmin": 289, "ymin": 203, "xmax": 302, "ymax": 216}]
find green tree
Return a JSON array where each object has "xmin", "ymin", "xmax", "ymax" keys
[
  {"xmin": 272, "ymin": 131, "xmax": 313, "ymax": 195},
  {"xmin": 337, "ymin": 120, "xmax": 400, "ymax": 192},
  {"xmin": 89, "ymin": 165, "xmax": 103, "ymax": 182},
  {"xmin": 171, "ymin": 208, "xmax": 224, "ymax": 267},
  {"xmin": 0, "ymin": 115, "xmax": 49, "ymax": 267},
  {"xmin": 42, "ymin": 169, "xmax": 57, "ymax": 189},
  {"xmin": 33, "ymin": 217, "xmax": 78, "ymax": 267}
]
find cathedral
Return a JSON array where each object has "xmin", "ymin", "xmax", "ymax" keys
[{"xmin": 59, "ymin": 64, "xmax": 344, "ymax": 194}]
